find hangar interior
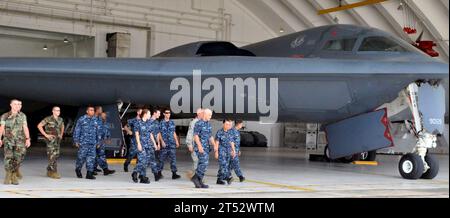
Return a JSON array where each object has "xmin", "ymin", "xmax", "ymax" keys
[{"xmin": 0, "ymin": 0, "xmax": 448, "ymax": 197}]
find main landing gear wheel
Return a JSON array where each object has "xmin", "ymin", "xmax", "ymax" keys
[
  {"xmin": 421, "ymin": 154, "xmax": 439, "ymax": 179},
  {"xmin": 324, "ymin": 145, "xmax": 358, "ymax": 163},
  {"xmin": 399, "ymin": 153, "xmax": 424, "ymax": 180}
]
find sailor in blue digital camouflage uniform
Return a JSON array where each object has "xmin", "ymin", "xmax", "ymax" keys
[
  {"xmin": 123, "ymin": 108, "xmax": 142, "ymax": 172},
  {"xmin": 131, "ymin": 109, "xmax": 157, "ymax": 184},
  {"xmin": 191, "ymin": 108, "xmax": 215, "ymax": 188},
  {"xmin": 148, "ymin": 113, "xmax": 161, "ymax": 182},
  {"xmin": 94, "ymin": 112, "xmax": 115, "ymax": 176},
  {"xmin": 148, "ymin": 115, "xmax": 160, "ymax": 182},
  {"xmin": 93, "ymin": 106, "xmax": 103, "ymax": 174},
  {"xmin": 73, "ymin": 106, "xmax": 101, "ymax": 180},
  {"xmin": 214, "ymin": 118, "xmax": 236, "ymax": 185},
  {"xmin": 230, "ymin": 119, "xmax": 245, "ymax": 182},
  {"xmin": 149, "ymin": 108, "xmax": 163, "ymax": 179},
  {"xmin": 158, "ymin": 109, "xmax": 181, "ymax": 180}
]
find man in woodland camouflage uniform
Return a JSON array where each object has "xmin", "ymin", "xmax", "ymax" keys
[
  {"xmin": 37, "ymin": 106, "xmax": 65, "ymax": 179},
  {"xmin": 0, "ymin": 99, "xmax": 32, "ymax": 185}
]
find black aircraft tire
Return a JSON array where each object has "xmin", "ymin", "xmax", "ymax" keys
[
  {"xmin": 323, "ymin": 146, "xmax": 331, "ymax": 162},
  {"xmin": 338, "ymin": 155, "xmax": 356, "ymax": 163},
  {"xmin": 240, "ymin": 131, "xmax": 255, "ymax": 147},
  {"xmin": 251, "ymin": 132, "xmax": 267, "ymax": 147},
  {"xmin": 421, "ymin": 154, "xmax": 439, "ymax": 180},
  {"xmin": 399, "ymin": 153, "xmax": 424, "ymax": 180}
]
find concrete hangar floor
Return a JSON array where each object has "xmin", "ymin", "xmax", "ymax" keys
[{"xmin": 0, "ymin": 143, "xmax": 448, "ymax": 198}]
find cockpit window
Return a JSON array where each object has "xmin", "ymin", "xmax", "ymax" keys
[
  {"xmin": 323, "ymin": 38, "xmax": 357, "ymax": 51},
  {"xmin": 359, "ymin": 37, "xmax": 407, "ymax": 52}
]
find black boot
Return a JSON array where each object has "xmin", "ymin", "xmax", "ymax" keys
[
  {"xmin": 216, "ymin": 178, "xmax": 226, "ymax": 185},
  {"xmin": 158, "ymin": 171, "xmax": 163, "ymax": 179},
  {"xmin": 198, "ymin": 177, "xmax": 209, "ymax": 189},
  {"xmin": 123, "ymin": 163, "xmax": 129, "ymax": 172},
  {"xmin": 139, "ymin": 175, "xmax": 150, "ymax": 184},
  {"xmin": 239, "ymin": 176, "xmax": 245, "ymax": 182},
  {"xmin": 190, "ymin": 174, "xmax": 202, "ymax": 188},
  {"xmin": 103, "ymin": 168, "xmax": 116, "ymax": 176},
  {"xmin": 75, "ymin": 169, "xmax": 82, "ymax": 178},
  {"xmin": 132, "ymin": 172, "xmax": 138, "ymax": 183},
  {"xmin": 94, "ymin": 168, "xmax": 102, "ymax": 172},
  {"xmin": 93, "ymin": 171, "xmax": 98, "ymax": 176},
  {"xmin": 172, "ymin": 172, "xmax": 181, "ymax": 180},
  {"xmin": 154, "ymin": 173, "xmax": 160, "ymax": 182},
  {"xmin": 226, "ymin": 177, "xmax": 234, "ymax": 185},
  {"xmin": 86, "ymin": 171, "xmax": 96, "ymax": 180}
]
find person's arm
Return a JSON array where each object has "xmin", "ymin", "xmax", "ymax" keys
[
  {"xmin": 214, "ymin": 139, "xmax": 219, "ymax": 159},
  {"xmin": 149, "ymin": 124, "xmax": 159, "ymax": 151},
  {"xmin": 0, "ymin": 115, "xmax": 5, "ymax": 147},
  {"xmin": 105, "ymin": 125, "xmax": 111, "ymax": 144},
  {"xmin": 73, "ymin": 118, "xmax": 81, "ymax": 147},
  {"xmin": 230, "ymin": 141, "xmax": 236, "ymax": 158},
  {"xmin": 213, "ymin": 131, "xmax": 220, "ymax": 159},
  {"xmin": 235, "ymin": 131, "xmax": 241, "ymax": 156},
  {"xmin": 185, "ymin": 120, "xmax": 196, "ymax": 151},
  {"xmin": 194, "ymin": 134, "xmax": 204, "ymax": 154},
  {"xmin": 135, "ymin": 131, "xmax": 143, "ymax": 152},
  {"xmin": 0, "ymin": 115, "xmax": 6, "ymax": 147},
  {"xmin": 124, "ymin": 120, "xmax": 133, "ymax": 135},
  {"xmin": 0, "ymin": 125, "xmax": 4, "ymax": 147},
  {"xmin": 174, "ymin": 132, "xmax": 180, "ymax": 148},
  {"xmin": 60, "ymin": 121, "xmax": 65, "ymax": 139},
  {"xmin": 123, "ymin": 125, "xmax": 133, "ymax": 135},
  {"xmin": 23, "ymin": 116, "xmax": 31, "ymax": 148},
  {"xmin": 158, "ymin": 123, "xmax": 166, "ymax": 148},
  {"xmin": 150, "ymin": 133, "xmax": 157, "ymax": 150},
  {"xmin": 159, "ymin": 132, "xmax": 165, "ymax": 148},
  {"xmin": 172, "ymin": 121, "xmax": 179, "ymax": 148},
  {"xmin": 37, "ymin": 119, "xmax": 52, "ymax": 140},
  {"xmin": 209, "ymin": 136, "xmax": 215, "ymax": 148},
  {"xmin": 193, "ymin": 123, "xmax": 204, "ymax": 153},
  {"xmin": 96, "ymin": 123, "xmax": 102, "ymax": 148}
]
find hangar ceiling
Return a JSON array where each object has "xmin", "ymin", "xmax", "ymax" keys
[{"xmin": 236, "ymin": 0, "xmax": 449, "ymax": 62}]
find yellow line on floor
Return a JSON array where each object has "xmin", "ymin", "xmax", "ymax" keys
[
  {"xmin": 69, "ymin": 189, "xmax": 102, "ymax": 196},
  {"xmin": 352, "ymin": 161, "xmax": 378, "ymax": 166},
  {"xmin": 429, "ymin": 180, "xmax": 449, "ymax": 185},
  {"xmin": 1, "ymin": 190, "xmax": 40, "ymax": 198},
  {"xmin": 245, "ymin": 179, "xmax": 315, "ymax": 192},
  {"xmin": 107, "ymin": 159, "xmax": 136, "ymax": 164}
]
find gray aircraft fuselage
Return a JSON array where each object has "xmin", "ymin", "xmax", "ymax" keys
[{"xmin": 0, "ymin": 25, "xmax": 448, "ymax": 124}]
